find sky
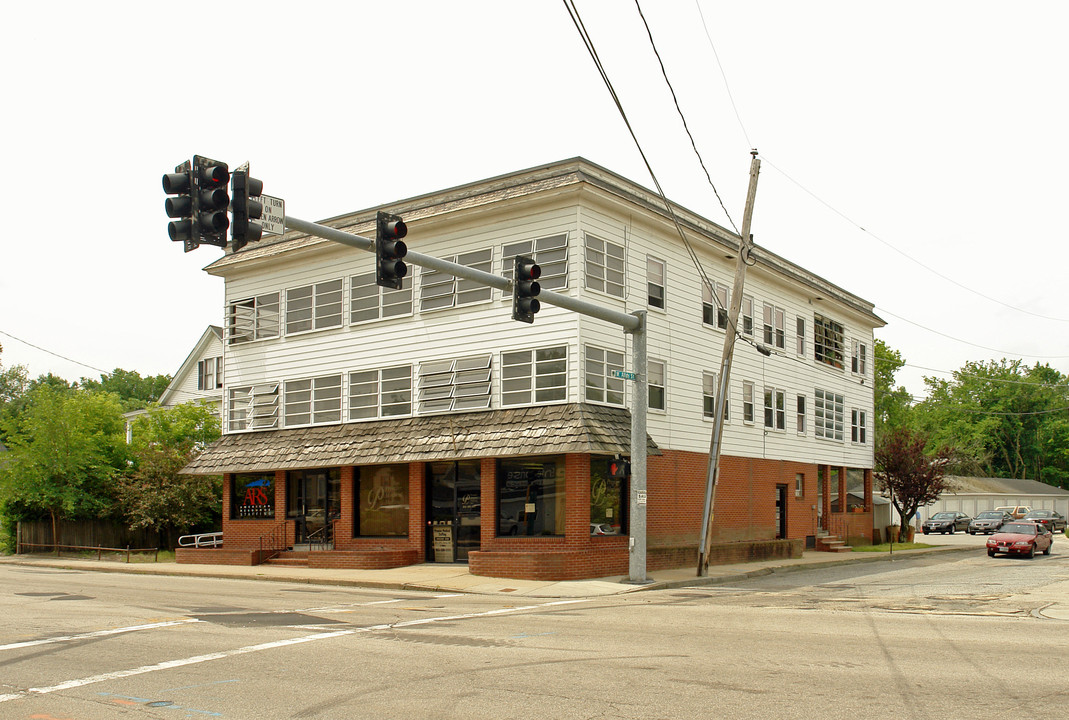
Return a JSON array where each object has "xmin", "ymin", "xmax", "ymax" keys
[{"xmin": 2, "ymin": 0, "xmax": 1067, "ymax": 401}]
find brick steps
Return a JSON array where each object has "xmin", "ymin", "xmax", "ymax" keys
[
  {"xmin": 263, "ymin": 550, "xmax": 309, "ymax": 567},
  {"xmin": 815, "ymin": 535, "xmax": 853, "ymax": 553}
]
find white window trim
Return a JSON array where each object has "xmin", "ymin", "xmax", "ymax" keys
[
  {"xmin": 648, "ymin": 358, "xmax": 667, "ymax": 413},
  {"xmin": 584, "ymin": 345, "xmax": 626, "ymax": 407},
  {"xmin": 584, "ymin": 234, "xmax": 626, "ymax": 299},
  {"xmin": 646, "ymin": 255, "xmax": 666, "ymax": 311},
  {"xmin": 283, "ymin": 374, "xmax": 343, "ymax": 428},
  {"xmin": 348, "ymin": 365, "xmax": 413, "ymax": 421},
  {"xmin": 500, "ymin": 345, "xmax": 569, "ymax": 407},
  {"xmin": 350, "ymin": 271, "xmax": 413, "ymax": 325}
]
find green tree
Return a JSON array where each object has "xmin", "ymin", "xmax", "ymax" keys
[
  {"xmin": 874, "ymin": 427, "xmax": 953, "ymax": 542},
  {"xmin": 0, "ymin": 385, "xmax": 128, "ymax": 545},
  {"xmin": 116, "ymin": 402, "xmax": 222, "ymax": 545},
  {"xmin": 80, "ymin": 368, "xmax": 172, "ymax": 412},
  {"xmin": 912, "ymin": 360, "xmax": 1069, "ymax": 483},
  {"xmin": 872, "ymin": 339, "xmax": 913, "ymax": 441}
]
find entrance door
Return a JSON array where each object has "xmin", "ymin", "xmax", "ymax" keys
[
  {"xmin": 287, "ymin": 469, "xmax": 340, "ymax": 545},
  {"xmin": 426, "ymin": 461, "xmax": 481, "ymax": 562},
  {"xmin": 775, "ymin": 484, "xmax": 787, "ymax": 539}
]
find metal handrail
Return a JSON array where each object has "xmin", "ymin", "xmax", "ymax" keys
[
  {"xmin": 307, "ymin": 519, "xmax": 336, "ymax": 552},
  {"xmin": 178, "ymin": 532, "xmax": 222, "ymax": 548},
  {"xmin": 256, "ymin": 521, "xmax": 290, "ymax": 564}
]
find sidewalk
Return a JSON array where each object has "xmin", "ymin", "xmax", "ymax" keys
[{"xmin": 0, "ymin": 545, "xmax": 970, "ymax": 599}]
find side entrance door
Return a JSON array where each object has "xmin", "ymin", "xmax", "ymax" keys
[
  {"xmin": 775, "ymin": 484, "xmax": 787, "ymax": 539},
  {"xmin": 426, "ymin": 461, "xmax": 481, "ymax": 562}
]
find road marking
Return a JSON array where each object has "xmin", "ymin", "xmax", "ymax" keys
[
  {"xmin": 0, "ymin": 599, "xmax": 592, "ymax": 703},
  {"xmin": 0, "ymin": 619, "xmax": 201, "ymax": 652}
]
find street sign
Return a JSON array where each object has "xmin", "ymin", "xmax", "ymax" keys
[
  {"xmin": 260, "ymin": 194, "xmax": 285, "ymax": 235},
  {"xmin": 610, "ymin": 370, "xmax": 637, "ymax": 380}
]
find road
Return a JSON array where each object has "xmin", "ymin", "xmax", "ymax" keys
[{"xmin": 2, "ymin": 547, "xmax": 1067, "ymax": 719}]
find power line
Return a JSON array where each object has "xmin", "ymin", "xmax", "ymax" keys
[
  {"xmin": 693, "ymin": 0, "xmax": 752, "ymax": 149},
  {"xmin": 876, "ymin": 308, "xmax": 1069, "ymax": 360},
  {"xmin": 0, "ymin": 329, "xmax": 111, "ymax": 376}
]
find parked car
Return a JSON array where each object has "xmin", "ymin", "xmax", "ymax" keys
[
  {"xmin": 968, "ymin": 510, "xmax": 1012, "ymax": 535},
  {"xmin": 994, "ymin": 505, "xmax": 1031, "ymax": 519},
  {"xmin": 1021, "ymin": 509, "xmax": 1067, "ymax": 533},
  {"xmin": 590, "ymin": 523, "xmax": 617, "ymax": 536},
  {"xmin": 986, "ymin": 522, "xmax": 1053, "ymax": 558},
  {"xmin": 922, "ymin": 511, "xmax": 971, "ymax": 534}
]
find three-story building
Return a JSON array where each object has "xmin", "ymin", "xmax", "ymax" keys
[{"xmin": 181, "ymin": 158, "xmax": 883, "ymax": 579}]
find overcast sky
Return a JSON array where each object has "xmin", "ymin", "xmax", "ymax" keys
[{"xmin": 2, "ymin": 1, "xmax": 1067, "ymax": 400}]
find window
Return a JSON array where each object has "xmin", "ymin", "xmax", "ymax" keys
[
  {"xmin": 354, "ymin": 465, "xmax": 409, "ymax": 537},
  {"xmin": 646, "ymin": 256, "xmax": 665, "ymax": 309},
  {"xmin": 501, "ymin": 346, "xmax": 567, "ymax": 406},
  {"xmin": 231, "ymin": 473, "xmax": 275, "ymax": 519},
  {"xmin": 852, "ymin": 341, "xmax": 868, "ymax": 376},
  {"xmin": 703, "ymin": 282, "xmax": 730, "ymax": 329},
  {"xmin": 197, "ymin": 356, "xmax": 222, "ymax": 390},
  {"xmin": 815, "ymin": 389, "xmax": 845, "ymax": 440},
  {"xmin": 349, "ymin": 365, "xmax": 412, "ymax": 420},
  {"xmin": 584, "ymin": 346, "xmax": 625, "ymax": 405},
  {"xmin": 497, "ymin": 456, "xmax": 565, "ymax": 537},
  {"xmin": 742, "ymin": 295, "xmax": 754, "ymax": 336},
  {"xmin": 763, "ymin": 304, "xmax": 785, "ymax": 349},
  {"xmin": 743, "ymin": 381, "xmax": 755, "ymax": 423},
  {"xmin": 228, "ymin": 383, "xmax": 279, "ymax": 432},
  {"xmin": 284, "ymin": 374, "xmax": 342, "ymax": 426},
  {"xmin": 502, "ymin": 235, "xmax": 569, "ymax": 293},
  {"xmin": 417, "ymin": 354, "xmax": 492, "ymax": 413},
  {"xmin": 285, "ymin": 280, "xmax": 343, "ymax": 335},
  {"xmin": 851, "ymin": 409, "xmax": 867, "ymax": 443},
  {"xmin": 764, "ymin": 387, "xmax": 785, "ymax": 430},
  {"xmin": 585, "ymin": 235, "xmax": 625, "ymax": 297},
  {"xmin": 420, "ymin": 250, "xmax": 493, "ymax": 311},
  {"xmin": 648, "ymin": 360, "xmax": 666, "ymax": 411},
  {"xmin": 350, "ymin": 272, "xmax": 412, "ymax": 323},
  {"xmin": 796, "ymin": 394, "xmax": 807, "ymax": 434},
  {"xmin": 703, "ymin": 372, "xmax": 728, "ymax": 421},
  {"xmin": 591, "ymin": 459, "xmax": 627, "ymax": 536},
  {"xmin": 814, "ymin": 314, "xmax": 845, "ymax": 369},
  {"xmin": 795, "ymin": 473, "xmax": 805, "ymax": 498},
  {"xmin": 227, "ymin": 293, "xmax": 280, "ymax": 344},
  {"xmin": 796, "ymin": 316, "xmax": 806, "ymax": 356}
]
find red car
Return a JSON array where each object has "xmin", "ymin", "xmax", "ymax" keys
[{"xmin": 986, "ymin": 522, "xmax": 1053, "ymax": 558}]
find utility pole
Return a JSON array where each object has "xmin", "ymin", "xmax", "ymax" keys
[{"xmin": 697, "ymin": 151, "xmax": 762, "ymax": 576}]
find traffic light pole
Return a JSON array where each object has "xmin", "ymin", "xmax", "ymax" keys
[{"xmin": 283, "ymin": 215, "xmax": 651, "ymax": 583}]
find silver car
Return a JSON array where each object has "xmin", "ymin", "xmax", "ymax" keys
[{"xmin": 968, "ymin": 510, "xmax": 1011, "ymax": 535}]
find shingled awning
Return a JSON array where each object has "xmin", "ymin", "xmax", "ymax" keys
[{"xmin": 182, "ymin": 403, "xmax": 659, "ymax": 475}]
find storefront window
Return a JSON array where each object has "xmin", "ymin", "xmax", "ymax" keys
[
  {"xmin": 497, "ymin": 456, "xmax": 565, "ymax": 537},
  {"xmin": 231, "ymin": 473, "xmax": 276, "ymax": 519},
  {"xmin": 355, "ymin": 465, "xmax": 409, "ymax": 536},
  {"xmin": 590, "ymin": 460, "xmax": 626, "ymax": 535}
]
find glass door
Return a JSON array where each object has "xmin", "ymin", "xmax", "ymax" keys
[
  {"xmin": 287, "ymin": 469, "xmax": 340, "ymax": 545},
  {"xmin": 426, "ymin": 461, "xmax": 481, "ymax": 562}
]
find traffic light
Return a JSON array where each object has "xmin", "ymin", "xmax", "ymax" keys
[
  {"xmin": 192, "ymin": 155, "xmax": 229, "ymax": 248},
  {"xmin": 163, "ymin": 160, "xmax": 194, "ymax": 250},
  {"xmin": 608, "ymin": 458, "xmax": 631, "ymax": 479},
  {"xmin": 512, "ymin": 255, "xmax": 541, "ymax": 323},
  {"xmin": 230, "ymin": 167, "xmax": 264, "ymax": 252},
  {"xmin": 376, "ymin": 211, "xmax": 408, "ymax": 290}
]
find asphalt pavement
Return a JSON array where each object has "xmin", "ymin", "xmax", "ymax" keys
[{"xmin": 0, "ymin": 540, "xmax": 981, "ymax": 599}]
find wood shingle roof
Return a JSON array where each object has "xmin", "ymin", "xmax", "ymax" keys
[{"xmin": 182, "ymin": 403, "xmax": 658, "ymax": 475}]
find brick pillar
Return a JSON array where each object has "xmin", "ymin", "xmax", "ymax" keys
[
  {"xmin": 336, "ymin": 466, "xmax": 355, "ymax": 542},
  {"xmin": 863, "ymin": 468, "xmax": 873, "ymax": 513},
  {"xmin": 820, "ymin": 465, "xmax": 831, "ymax": 532},
  {"xmin": 409, "ymin": 462, "xmax": 425, "ymax": 557},
  {"xmin": 837, "ymin": 466, "xmax": 848, "ymax": 513},
  {"xmin": 480, "ymin": 457, "xmax": 497, "ymax": 549},
  {"xmin": 565, "ymin": 454, "xmax": 591, "ymax": 548}
]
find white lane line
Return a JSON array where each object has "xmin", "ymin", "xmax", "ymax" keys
[
  {"xmin": 0, "ymin": 599, "xmax": 592, "ymax": 703},
  {"xmin": 0, "ymin": 619, "xmax": 202, "ymax": 652}
]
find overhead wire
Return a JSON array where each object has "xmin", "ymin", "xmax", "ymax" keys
[{"xmin": 0, "ymin": 328, "xmax": 111, "ymax": 376}]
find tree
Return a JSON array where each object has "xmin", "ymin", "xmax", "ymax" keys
[
  {"xmin": 874, "ymin": 427, "xmax": 953, "ymax": 542},
  {"xmin": 80, "ymin": 368, "xmax": 172, "ymax": 412},
  {"xmin": 0, "ymin": 385, "xmax": 128, "ymax": 545},
  {"xmin": 872, "ymin": 339, "xmax": 913, "ymax": 440},
  {"xmin": 116, "ymin": 402, "xmax": 222, "ymax": 545},
  {"xmin": 912, "ymin": 359, "xmax": 1069, "ymax": 483}
]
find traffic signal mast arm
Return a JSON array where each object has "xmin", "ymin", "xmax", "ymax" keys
[{"xmin": 283, "ymin": 215, "xmax": 641, "ymax": 332}]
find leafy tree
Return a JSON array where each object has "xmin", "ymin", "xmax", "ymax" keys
[
  {"xmin": 80, "ymin": 368, "xmax": 172, "ymax": 412},
  {"xmin": 874, "ymin": 427, "xmax": 953, "ymax": 542},
  {"xmin": 0, "ymin": 385, "xmax": 128, "ymax": 545},
  {"xmin": 116, "ymin": 402, "xmax": 222, "ymax": 545},
  {"xmin": 912, "ymin": 360, "xmax": 1069, "ymax": 483},
  {"xmin": 872, "ymin": 339, "xmax": 913, "ymax": 440}
]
